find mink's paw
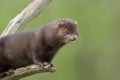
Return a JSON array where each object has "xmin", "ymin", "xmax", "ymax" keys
[
  {"xmin": 5, "ymin": 69, "xmax": 14, "ymax": 76},
  {"xmin": 42, "ymin": 62, "xmax": 55, "ymax": 73},
  {"xmin": 43, "ymin": 62, "xmax": 54, "ymax": 69},
  {"xmin": 38, "ymin": 62, "xmax": 44, "ymax": 68},
  {"xmin": 43, "ymin": 62, "xmax": 50, "ymax": 66}
]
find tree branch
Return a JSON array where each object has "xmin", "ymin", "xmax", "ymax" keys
[
  {"xmin": 1, "ymin": 65, "xmax": 55, "ymax": 80},
  {"xmin": 0, "ymin": 0, "xmax": 52, "ymax": 37},
  {"xmin": 0, "ymin": 0, "xmax": 55, "ymax": 80}
]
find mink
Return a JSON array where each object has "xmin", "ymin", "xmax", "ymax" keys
[{"xmin": 0, "ymin": 18, "xmax": 79, "ymax": 77}]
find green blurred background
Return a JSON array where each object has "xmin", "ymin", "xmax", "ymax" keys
[{"xmin": 0, "ymin": 0, "xmax": 120, "ymax": 80}]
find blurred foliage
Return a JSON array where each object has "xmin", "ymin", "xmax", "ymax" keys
[{"xmin": 0, "ymin": 0, "xmax": 120, "ymax": 80}]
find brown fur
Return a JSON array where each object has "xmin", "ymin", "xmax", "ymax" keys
[{"xmin": 0, "ymin": 18, "xmax": 79, "ymax": 77}]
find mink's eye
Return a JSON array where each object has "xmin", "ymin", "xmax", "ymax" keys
[{"xmin": 65, "ymin": 31, "xmax": 70, "ymax": 35}]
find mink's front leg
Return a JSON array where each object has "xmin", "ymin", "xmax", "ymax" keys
[
  {"xmin": 31, "ymin": 51, "xmax": 54, "ymax": 68},
  {"xmin": 32, "ymin": 55, "xmax": 44, "ymax": 68},
  {"xmin": 43, "ymin": 52, "xmax": 55, "ymax": 68}
]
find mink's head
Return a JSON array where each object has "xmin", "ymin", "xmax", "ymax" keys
[{"xmin": 54, "ymin": 18, "xmax": 79, "ymax": 44}]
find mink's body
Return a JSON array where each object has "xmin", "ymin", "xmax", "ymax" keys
[{"xmin": 0, "ymin": 18, "xmax": 79, "ymax": 77}]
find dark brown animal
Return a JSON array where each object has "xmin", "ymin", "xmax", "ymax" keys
[{"xmin": 0, "ymin": 18, "xmax": 79, "ymax": 77}]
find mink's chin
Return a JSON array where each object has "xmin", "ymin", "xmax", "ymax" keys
[
  {"xmin": 63, "ymin": 34, "xmax": 78, "ymax": 43},
  {"xmin": 64, "ymin": 38, "xmax": 78, "ymax": 43}
]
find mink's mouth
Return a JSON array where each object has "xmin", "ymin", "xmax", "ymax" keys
[
  {"xmin": 70, "ymin": 35, "xmax": 78, "ymax": 41},
  {"xmin": 64, "ymin": 35, "xmax": 78, "ymax": 43}
]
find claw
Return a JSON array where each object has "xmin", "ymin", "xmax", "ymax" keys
[{"xmin": 38, "ymin": 63, "xmax": 44, "ymax": 68}]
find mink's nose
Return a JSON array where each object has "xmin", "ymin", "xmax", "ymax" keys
[{"xmin": 71, "ymin": 35, "xmax": 78, "ymax": 41}]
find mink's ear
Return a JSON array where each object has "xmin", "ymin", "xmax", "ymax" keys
[{"xmin": 56, "ymin": 22, "xmax": 64, "ymax": 28}]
